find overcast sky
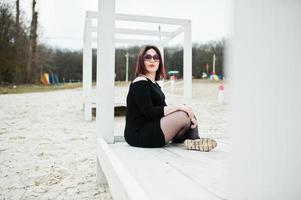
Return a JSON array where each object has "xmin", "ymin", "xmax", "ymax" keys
[{"xmin": 14, "ymin": 0, "xmax": 232, "ymax": 50}]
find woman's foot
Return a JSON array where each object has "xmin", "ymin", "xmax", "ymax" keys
[{"xmin": 184, "ymin": 138, "xmax": 217, "ymax": 152}]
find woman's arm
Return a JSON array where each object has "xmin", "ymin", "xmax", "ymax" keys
[
  {"xmin": 163, "ymin": 105, "xmax": 181, "ymax": 116},
  {"xmin": 164, "ymin": 105, "xmax": 195, "ymax": 120},
  {"xmin": 164, "ymin": 105, "xmax": 198, "ymax": 128}
]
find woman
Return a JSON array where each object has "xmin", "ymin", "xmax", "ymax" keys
[{"xmin": 124, "ymin": 45, "xmax": 217, "ymax": 151}]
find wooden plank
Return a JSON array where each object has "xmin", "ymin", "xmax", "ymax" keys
[
  {"xmin": 96, "ymin": 138, "xmax": 149, "ymax": 200},
  {"xmin": 111, "ymin": 142, "xmax": 226, "ymax": 200},
  {"xmin": 154, "ymin": 142, "xmax": 229, "ymax": 199}
]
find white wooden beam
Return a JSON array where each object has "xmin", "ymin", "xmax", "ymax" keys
[
  {"xmin": 115, "ymin": 39, "xmax": 161, "ymax": 45},
  {"xmin": 230, "ymin": 1, "xmax": 301, "ymax": 199},
  {"xmin": 90, "ymin": 27, "xmax": 175, "ymax": 38},
  {"xmin": 116, "ymin": 13, "xmax": 190, "ymax": 26},
  {"xmin": 86, "ymin": 11, "xmax": 190, "ymax": 26},
  {"xmin": 115, "ymin": 28, "xmax": 173, "ymax": 37},
  {"xmin": 83, "ymin": 16, "xmax": 93, "ymax": 121},
  {"xmin": 158, "ymin": 26, "xmax": 164, "ymax": 66},
  {"xmin": 183, "ymin": 22, "xmax": 192, "ymax": 99},
  {"xmin": 96, "ymin": 0, "xmax": 115, "ymax": 143},
  {"xmin": 92, "ymin": 37, "xmax": 161, "ymax": 45}
]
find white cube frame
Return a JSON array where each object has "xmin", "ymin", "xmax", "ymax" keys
[{"xmin": 83, "ymin": 0, "xmax": 192, "ymax": 143}]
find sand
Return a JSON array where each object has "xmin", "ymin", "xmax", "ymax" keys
[{"xmin": 0, "ymin": 80, "xmax": 228, "ymax": 199}]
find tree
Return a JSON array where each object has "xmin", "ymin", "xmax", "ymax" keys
[
  {"xmin": 13, "ymin": 0, "xmax": 22, "ymax": 83},
  {"xmin": 26, "ymin": 0, "xmax": 38, "ymax": 83},
  {"xmin": 0, "ymin": 2, "xmax": 15, "ymax": 83}
]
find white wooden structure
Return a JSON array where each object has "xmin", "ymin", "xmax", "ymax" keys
[
  {"xmin": 229, "ymin": 1, "xmax": 301, "ymax": 199},
  {"xmin": 84, "ymin": 1, "xmax": 301, "ymax": 199},
  {"xmin": 82, "ymin": 6, "xmax": 192, "ymax": 121},
  {"xmin": 81, "ymin": 0, "xmax": 231, "ymax": 200},
  {"xmin": 97, "ymin": 138, "xmax": 229, "ymax": 200}
]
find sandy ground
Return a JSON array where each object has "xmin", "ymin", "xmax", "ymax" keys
[{"xmin": 0, "ymin": 80, "xmax": 228, "ymax": 199}]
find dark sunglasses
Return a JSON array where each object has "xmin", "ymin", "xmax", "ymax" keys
[{"xmin": 143, "ymin": 54, "xmax": 160, "ymax": 61}]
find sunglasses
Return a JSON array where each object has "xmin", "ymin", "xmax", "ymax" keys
[{"xmin": 143, "ymin": 54, "xmax": 160, "ymax": 62}]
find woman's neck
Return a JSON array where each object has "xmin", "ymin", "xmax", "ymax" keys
[{"xmin": 143, "ymin": 73, "xmax": 156, "ymax": 83}]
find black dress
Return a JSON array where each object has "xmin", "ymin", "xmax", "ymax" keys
[{"xmin": 124, "ymin": 77, "xmax": 167, "ymax": 148}]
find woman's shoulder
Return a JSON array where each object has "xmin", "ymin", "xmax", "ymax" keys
[
  {"xmin": 132, "ymin": 76, "xmax": 148, "ymax": 83},
  {"xmin": 130, "ymin": 76, "xmax": 149, "ymax": 91}
]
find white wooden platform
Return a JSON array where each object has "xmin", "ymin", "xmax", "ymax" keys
[{"xmin": 96, "ymin": 138, "xmax": 229, "ymax": 200}]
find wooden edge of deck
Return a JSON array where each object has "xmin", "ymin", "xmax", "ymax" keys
[{"xmin": 96, "ymin": 137, "xmax": 150, "ymax": 200}]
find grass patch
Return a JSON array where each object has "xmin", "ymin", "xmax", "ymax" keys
[{"xmin": 0, "ymin": 83, "xmax": 82, "ymax": 95}]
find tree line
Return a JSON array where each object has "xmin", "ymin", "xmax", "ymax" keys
[
  {"xmin": 114, "ymin": 42, "xmax": 225, "ymax": 81},
  {"xmin": 0, "ymin": 0, "xmax": 38, "ymax": 84},
  {"xmin": 0, "ymin": 1, "xmax": 225, "ymax": 84}
]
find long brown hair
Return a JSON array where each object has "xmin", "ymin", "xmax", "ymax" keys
[{"xmin": 135, "ymin": 45, "xmax": 166, "ymax": 81}]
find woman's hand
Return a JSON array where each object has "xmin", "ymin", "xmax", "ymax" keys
[{"xmin": 190, "ymin": 117, "xmax": 198, "ymax": 129}]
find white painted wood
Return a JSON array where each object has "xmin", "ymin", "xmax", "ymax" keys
[
  {"xmin": 116, "ymin": 13, "xmax": 190, "ymax": 26},
  {"xmin": 109, "ymin": 140, "xmax": 229, "ymax": 200},
  {"xmin": 183, "ymin": 23, "xmax": 192, "ymax": 99},
  {"xmin": 229, "ymin": 1, "xmax": 301, "ymax": 199},
  {"xmin": 115, "ymin": 39, "xmax": 161, "ymax": 45},
  {"xmin": 84, "ymin": 10, "xmax": 190, "ymax": 121},
  {"xmin": 158, "ymin": 25, "xmax": 165, "ymax": 65},
  {"xmin": 92, "ymin": 37, "xmax": 162, "ymax": 45},
  {"xmin": 125, "ymin": 52, "xmax": 129, "ymax": 82},
  {"xmin": 96, "ymin": 0, "xmax": 115, "ymax": 143},
  {"xmin": 96, "ymin": 157, "xmax": 108, "ymax": 186},
  {"xmin": 90, "ymin": 27, "xmax": 174, "ymax": 38},
  {"xmin": 86, "ymin": 11, "xmax": 190, "ymax": 25},
  {"xmin": 115, "ymin": 28, "xmax": 173, "ymax": 37},
  {"xmin": 83, "ymin": 16, "xmax": 93, "ymax": 121},
  {"xmin": 97, "ymin": 138, "xmax": 149, "ymax": 200},
  {"xmin": 213, "ymin": 54, "xmax": 216, "ymax": 74}
]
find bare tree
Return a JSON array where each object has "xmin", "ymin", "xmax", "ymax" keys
[
  {"xmin": 12, "ymin": 0, "xmax": 22, "ymax": 83},
  {"xmin": 26, "ymin": 0, "xmax": 38, "ymax": 83}
]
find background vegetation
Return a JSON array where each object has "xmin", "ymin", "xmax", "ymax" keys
[{"xmin": 0, "ymin": 1, "xmax": 225, "ymax": 85}]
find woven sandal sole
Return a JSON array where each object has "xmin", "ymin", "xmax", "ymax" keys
[{"xmin": 184, "ymin": 138, "xmax": 217, "ymax": 152}]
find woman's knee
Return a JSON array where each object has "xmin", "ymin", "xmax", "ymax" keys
[{"xmin": 174, "ymin": 111, "xmax": 191, "ymax": 126}]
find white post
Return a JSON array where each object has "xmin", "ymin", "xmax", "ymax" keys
[
  {"xmin": 213, "ymin": 54, "xmax": 216, "ymax": 74},
  {"xmin": 158, "ymin": 26, "xmax": 164, "ymax": 62},
  {"xmin": 125, "ymin": 52, "xmax": 129, "ymax": 82},
  {"xmin": 183, "ymin": 23, "xmax": 192, "ymax": 99},
  {"xmin": 170, "ymin": 77, "xmax": 175, "ymax": 93},
  {"xmin": 229, "ymin": 1, "xmax": 301, "ymax": 199},
  {"xmin": 158, "ymin": 25, "xmax": 165, "ymax": 89},
  {"xmin": 83, "ymin": 16, "xmax": 93, "ymax": 121},
  {"xmin": 96, "ymin": 0, "xmax": 115, "ymax": 143}
]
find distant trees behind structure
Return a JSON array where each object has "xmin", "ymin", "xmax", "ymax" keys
[
  {"xmin": 0, "ymin": 1, "xmax": 225, "ymax": 84},
  {"xmin": 114, "ymin": 42, "xmax": 225, "ymax": 81}
]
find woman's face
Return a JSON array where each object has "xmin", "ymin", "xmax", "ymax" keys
[{"xmin": 143, "ymin": 48, "xmax": 160, "ymax": 74}]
